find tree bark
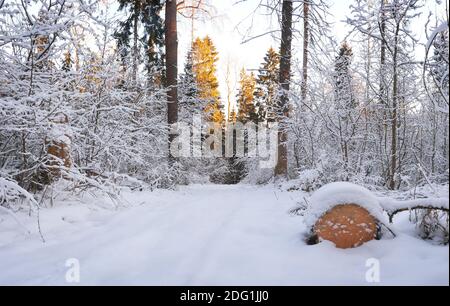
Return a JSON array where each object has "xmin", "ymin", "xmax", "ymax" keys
[
  {"xmin": 389, "ymin": 24, "xmax": 400, "ymax": 190},
  {"xmin": 275, "ymin": 0, "xmax": 293, "ymax": 177},
  {"xmin": 379, "ymin": 1, "xmax": 387, "ymax": 105},
  {"xmin": 166, "ymin": 0, "xmax": 178, "ymax": 161},
  {"xmin": 301, "ymin": 0, "xmax": 310, "ymax": 101},
  {"xmin": 379, "ymin": 0, "xmax": 390, "ymax": 187},
  {"xmin": 133, "ymin": 0, "xmax": 140, "ymax": 86}
]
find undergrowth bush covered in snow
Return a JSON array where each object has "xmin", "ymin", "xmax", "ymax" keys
[{"xmin": 0, "ymin": 177, "xmax": 38, "ymax": 211}]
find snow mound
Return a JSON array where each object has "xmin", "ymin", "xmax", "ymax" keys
[{"xmin": 304, "ymin": 182, "xmax": 385, "ymax": 228}]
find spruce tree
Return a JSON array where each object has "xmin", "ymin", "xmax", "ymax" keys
[
  {"xmin": 236, "ymin": 69, "xmax": 258, "ymax": 124},
  {"xmin": 179, "ymin": 49, "xmax": 201, "ymax": 120},
  {"xmin": 61, "ymin": 51, "xmax": 72, "ymax": 72},
  {"xmin": 334, "ymin": 42, "xmax": 355, "ymax": 110},
  {"xmin": 333, "ymin": 41, "xmax": 357, "ymax": 181},
  {"xmin": 114, "ymin": 0, "xmax": 164, "ymax": 85},
  {"xmin": 254, "ymin": 47, "xmax": 280, "ymax": 123},
  {"xmin": 191, "ymin": 36, "xmax": 224, "ymax": 123},
  {"xmin": 229, "ymin": 107, "xmax": 237, "ymax": 123}
]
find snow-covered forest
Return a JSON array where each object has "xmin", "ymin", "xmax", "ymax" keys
[{"xmin": 0, "ymin": 0, "xmax": 449, "ymax": 286}]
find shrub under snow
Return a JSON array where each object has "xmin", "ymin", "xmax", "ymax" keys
[{"xmin": 0, "ymin": 177, "xmax": 38, "ymax": 210}]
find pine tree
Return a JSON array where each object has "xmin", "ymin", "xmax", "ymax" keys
[
  {"xmin": 254, "ymin": 47, "xmax": 280, "ymax": 123},
  {"xmin": 61, "ymin": 51, "xmax": 75, "ymax": 91},
  {"xmin": 191, "ymin": 36, "xmax": 224, "ymax": 123},
  {"xmin": 333, "ymin": 41, "xmax": 357, "ymax": 181},
  {"xmin": 236, "ymin": 69, "xmax": 258, "ymax": 124},
  {"xmin": 334, "ymin": 42, "xmax": 355, "ymax": 110},
  {"xmin": 114, "ymin": 0, "xmax": 164, "ymax": 86},
  {"xmin": 142, "ymin": 0, "xmax": 165, "ymax": 73},
  {"xmin": 229, "ymin": 107, "xmax": 237, "ymax": 123},
  {"xmin": 62, "ymin": 51, "xmax": 72, "ymax": 72},
  {"xmin": 179, "ymin": 50, "xmax": 200, "ymax": 120}
]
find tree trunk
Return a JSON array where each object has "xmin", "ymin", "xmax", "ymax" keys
[
  {"xmin": 275, "ymin": 0, "xmax": 293, "ymax": 177},
  {"xmin": 133, "ymin": 0, "xmax": 139, "ymax": 87},
  {"xmin": 379, "ymin": 0, "xmax": 390, "ymax": 187},
  {"xmin": 366, "ymin": 0, "xmax": 373, "ymax": 102},
  {"xmin": 379, "ymin": 0, "xmax": 387, "ymax": 107},
  {"xmin": 389, "ymin": 25, "xmax": 400, "ymax": 190},
  {"xmin": 165, "ymin": 0, "xmax": 178, "ymax": 162},
  {"xmin": 301, "ymin": 0, "xmax": 310, "ymax": 101}
]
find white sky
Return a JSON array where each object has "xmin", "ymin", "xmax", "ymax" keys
[{"xmin": 178, "ymin": 0, "xmax": 353, "ymax": 114}]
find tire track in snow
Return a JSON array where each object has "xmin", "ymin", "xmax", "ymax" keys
[
  {"xmin": 157, "ymin": 186, "xmax": 249, "ymax": 285},
  {"xmin": 181, "ymin": 202, "xmax": 244, "ymax": 285}
]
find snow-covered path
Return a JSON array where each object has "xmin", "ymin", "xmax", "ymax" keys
[{"xmin": 0, "ymin": 185, "xmax": 448, "ymax": 285}]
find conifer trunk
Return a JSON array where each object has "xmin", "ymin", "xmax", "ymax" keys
[
  {"xmin": 133, "ymin": 0, "xmax": 139, "ymax": 86},
  {"xmin": 165, "ymin": 0, "xmax": 178, "ymax": 161},
  {"xmin": 275, "ymin": 0, "xmax": 293, "ymax": 177},
  {"xmin": 301, "ymin": 0, "xmax": 310, "ymax": 101}
]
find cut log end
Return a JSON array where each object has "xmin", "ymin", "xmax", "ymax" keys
[{"xmin": 314, "ymin": 204, "xmax": 378, "ymax": 249}]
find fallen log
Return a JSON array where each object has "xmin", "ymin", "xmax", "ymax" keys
[{"xmin": 379, "ymin": 197, "xmax": 450, "ymax": 223}]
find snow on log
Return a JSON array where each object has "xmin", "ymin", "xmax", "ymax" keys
[
  {"xmin": 303, "ymin": 182, "xmax": 449, "ymax": 248},
  {"xmin": 304, "ymin": 182, "xmax": 385, "ymax": 228},
  {"xmin": 379, "ymin": 197, "xmax": 449, "ymax": 223}
]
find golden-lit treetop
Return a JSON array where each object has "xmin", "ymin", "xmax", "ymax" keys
[{"xmin": 191, "ymin": 36, "xmax": 224, "ymax": 123}]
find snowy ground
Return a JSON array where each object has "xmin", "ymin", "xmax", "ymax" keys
[{"xmin": 0, "ymin": 184, "xmax": 448, "ymax": 286}]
